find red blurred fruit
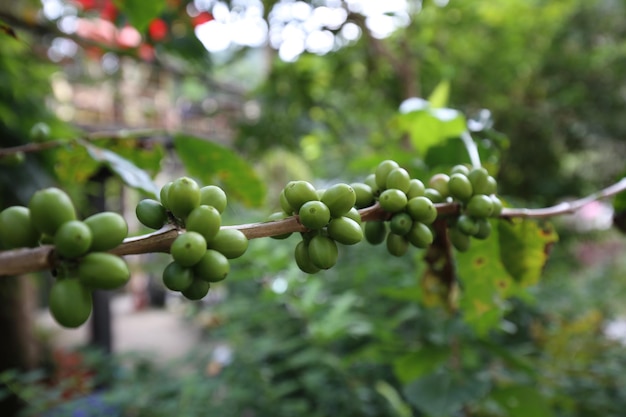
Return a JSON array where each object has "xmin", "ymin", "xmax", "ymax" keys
[
  {"xmin": 73, "ymin": 0, "xmax": 97, "ymax": 10},
  {"xmin": 100, "ymin": 0, "xmax": 117, "ymax": 21},
  {"xmin": 138, "ymin": 43, "xmax": 155, "ymax": 61},
  {"xmin": 148, "ymin": 18, "xmax": 168, "ymax": 41},
  {"xmin": 192, "ymin": 12, "xmax": 214, "ymax": 27}
]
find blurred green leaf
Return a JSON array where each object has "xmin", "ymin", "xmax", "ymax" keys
[
  {"xmin": 490, "ymin": 385, "xmax": 554, "ymax": 417},
  {"xmin": 84, "ymin": 143, "xmax": 159, "ymax": 197},
  {"xmin": 427, "ymin": 80, "xmax": 451, "ymax": 108},
  {"xmin": 498, "ymin": 219, "xmax": 558, "ymax": 286},
  {"xmin": 393, "ymin": 347, "xmax": 451, "ymax": 384},
  {"xmin": 376, "ymin": 380, "xmax": 413, "ymax": 417},
  {"xmin": 403, "ymin": 369, "xmax": 490, "ymax": 417},
  {"xmin": 103, "ymin": 139, "xmax": 165, "ymax": 176},
  {"xmin": 173, "ymin": 134, "xmax": 266, "ymax": 207},
  {"xmin": 393, "ymin": 109, "xmax": 467, "ymax": 155},
  {"xmin": 113, "ymin": 0, "xmax": 167, "ymax": 33},
  {"xmin": 54, "ymin": 144, "xmax": 100, "ymax": 185}
]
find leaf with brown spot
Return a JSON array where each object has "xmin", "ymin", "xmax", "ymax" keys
[{"xmin": 498, "ymin": 218, "xmax": 558, "ymax": 286}]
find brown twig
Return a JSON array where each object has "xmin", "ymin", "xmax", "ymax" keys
[
  {"xmin": 1, "ymin": 178, "xmax": 625, "ymax": 277},
  {"xmin": 0, "ymin": 128, "xmax": 170, "ymax": 157}
]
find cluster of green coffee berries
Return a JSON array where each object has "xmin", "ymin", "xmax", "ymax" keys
[
  {"xmin": 353, "ymin": 160, "xmax": 438, "ymax": 256},
  {"xmin": 136, "ymin": 177, "xmax": 248, "ymax": 300},
  {"xmin": 441, "ymin": 165, "xmax": 503, "ymax": 251},
  {"xmin": 355, "ymin": 160, "xmax": 503, "ymax": 254},
  {"xmin": 271, "ymin": 180, "xmax": 364, "ymax": 274},
  {"xmin": 0, "ymin": 188, "xmax": 130, "ymax": 328}
]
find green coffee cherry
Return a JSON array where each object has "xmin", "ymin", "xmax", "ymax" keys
[
  {"xmin": 485, "ymin": 176, "xmax": 498, "ymax": 195},
  {"xmin": 407, "ymin": 196, "xmax": 437, "ymax": 224},
  {"xmin": 49, "ymin": 278, "xmax": 92, "ymax": 328},
  {"xmin": 54, "ymin": 220, "xmax": 92, "ymax": 259},
  {"xmin": 162, "ymin": 261, "xmax": 194, "ymax": 292},
  {"xmin": 386, "ymin": 233, "xmax": 409, "ymax": 257},
  {"xmin": 194, "ymin": 249, "xmax": 230, "ymax": 282},
  {"xmin": 170, "ymin": 232, "xmax": 207, "ymax": 267},
  {"xmin": 136, "ymin": 199, "xmax": 168, "ymax": 229},
  {"xmin": 490, "ymin": 195, "xmax": 503, "ymax": 217},
  {"xmin": 467, "ymin": 167, "xmax": 490, "ymax": 195},
  {"xmin": 84, "ymin": 212, "xmax": 128, "ymax": 252},
  {"xmin": 160, "ymin": 182, "xmax": 173, "ymax": 209},
  {"xmin": 199, "ymin": 185, "xmax": 227, "ymax": 213},
  {"xmin": 294, "ymin": 240, "xmax": 320, "ymax": 274},
  {"xmin": 450, "ymin": 164, "xmax": 470, "ymax": 176},
  {"xmin": 456, "ymin": 214, "xmax": 479, "ymax": 236},
  {"xmin": 186, "ymin": 205, "xmax": 221, "ymax": 242},
  {"xmin": 389, "ymin": 212, "xmax": 413, "ymax": 236},
  {"xmin": 0, "ymin": 152, "xmax": 25, "ymax": 166},
  {"xmin": 364, "ymin": 221, "xmax": 387, "ymax": 245},
  {"xmin": 0, "ymin": 206, "xmax": 40, "ymax": 249},
  {"xmin": 321, "ymin": 183, "xmax": 356, "ymax": 217},
  {"xmin": 375, "ymin": 160, "xmax": 400, "ymax": 189},
  {"xmin": 207, "ymin": 228, "xmax": 248, "ymax": 259},
  {"xmin": 406, "ymin": 179, "xmax": 426, "ymax": 199},
  {"xmin": 181, "ymin": 278, "xmax": 210, "ymax": 300},
  {"xmin": 407, "ymin": 222, "xmax": 433, "ymax": 248},
  {"xmin": 308, "ymin": 235, "xmax": 338, "ymax": 270},
  {"xmin": 474, "ymin": 218, "xmax": 492, "ymax": 240},
  {"xmin": 351, "ymin": 182, "xmax": 374, "ymax": 209},
  {"xmin": 279, "ymin": 189, "xmax": 294, "ymax": 215},
  {"xmin": 30, "ymin": 122, "xmax": 51, "ymax": 141},
  {"xmin": 284, "ymin": 181, "xmax": 318, "ymax": 212},
  {"xmin": 448, "ymin": 173, "xmax": 473, "ymax": 202},
  {"xmin": 78, "ymin": 252, "xmax": 130, "ymax": 290},
  {"xmin": 386, "ymin": 168, "xmax": 411, "ymax": 193},
  {"xmin": 466, "ymin": 195, "xmax": 494, "ymax": 218},
  {"xmin": 327, "ymin": 216, "xmax": 363, "ymax": 245},
  {"xmin": 364, "ymin": 174, "xmax": 380, "ymax": 195},
  {"xmin": 299, "ymin": 200, "xmax": 331, "ymax": 230},
  {"xmin": 344, "ymin": 207, "xmax": 362, "ymax": 224},
  {"xmin": 423, "ymin": 188, "xmax": 444, "ymax": 203},
  {"xmin": 267, "ymin": 211, "xmax": 292, "ymax": 240},
  {"xmin": 168, "ymin": 177, "xmax": 201, "ymax": 220},
  {"xmin": 29, "ymin": 187, "xmax": 77, "ymax": 236},
  {"xmin": 428, "ymin": 174, "xmax": 450, "ymax": 198},
  {"xmin": 379, "ymin": 189, "xmax": 408, "ymax": 213},
  {"xmin": 449, "ymin": 227, "xmax": 471, "ymax": 252}
]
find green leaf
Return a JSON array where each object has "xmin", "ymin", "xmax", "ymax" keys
[
  {"xmin": 455, "ymin": 218, "xmax": 558, "ymax": 335},
  {"xmin": 376, "ymin": 380, "xmax": 413, "ymax": 417},
  {"xmin": 84, "ymin": 143, "xmax": 159, "ymax": 197},
  {"xmin": 173, "ymin": 134, "xmax": 266, "ymax": 207},
  {"xmin": 113, "ymin": 0, "xmax": 167, "ymax": 33},
  {"xmin": 490, "ymin": 385, "xmax": 554, "ymax": 417},
  {"xmin": 498, "ymin": 219, "xmax": 558, "ymax": 286},
  {"xmin": 456, "ymin": 220, "xmax": 518, "ymax": 335},
  {"xmin": 427, "ymin": 80, "xmax": 451, "ymax": 108},
  {"xmin": 54, "ymin": 144, "xmax": 100, "ymax": 185},
  {"xmin": 393, "ymin": 109, "xmax": 467, "ymax": 155},
  {"xmin": 403, "ymin": 369, "xmax": 490, "ymax": 417},
  {"xmin": 393, "ymin": 347, "xmax": 451, "ymax": 384},
  {"xmin": 104, "ymin": 139, "xmax": 165, "ymax": 176}
]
